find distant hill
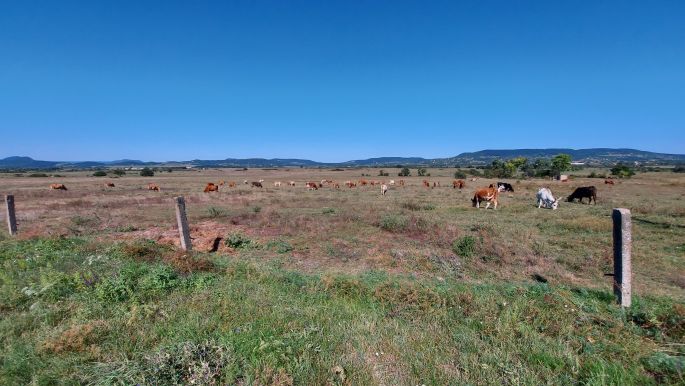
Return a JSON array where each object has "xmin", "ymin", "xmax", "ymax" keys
[{"xmin": 2, "ymin": 148, "xmax": 684, "ymax": 169}]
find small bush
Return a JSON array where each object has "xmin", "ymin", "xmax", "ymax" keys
[
  {"xmin": 225, "ymin": 233, "xmax": 255, "ymax": 249},
  {"xmin": 673, "ymin": 166, "xmax": 685, "ymax": 173},
  {"xmin": 114, "ymin": 225, "xmax": 138, "ymax": 232},
  {"xmin": 452, "ymin": 236, "xmax": 476, "ymax": 258},
  {"xmin": 28, "ymin": 173, "xmax": 48, "ymax": 177},
  {"xmin": 205, "ymin": 207, "xmax": 226, "ymax": 218},
  {"xmin": 92, "ymin": 171, "xmax": 107, "ymax": 177},
  {"xmin": 112, "ymin": 169, "xmax": 126, "ymax": 176},
  {"xmin": 398, "ymin": 167, "xmax": 410, "ymax": 177},
  {"xmin": 454, "ymin": 170, "xmax": 467, "ymax": 179},
  {"xmin": 322, "ymin": 207, "xmax": 335, "ymax": 214},
  {"xmin": 140, "ymin": 168, "xmax": 154, "ymax": 177},
  {"xmin": 611, "ymin": 164, "xmax": 635, "ymax": 178},
  {"xmin": 142, "ymin": 341, "xmax": 234, "ymax": 385},
  {"xmin": 401, "ymin": 201, "xmax": 435, "ymax": 211},
  {"xmin": 379, "ymin": 214, "xmax": 408, "ymax": 232},
  {"xmin": 266, "ymin": 239, "xmax": 293, "ymax": 254}
]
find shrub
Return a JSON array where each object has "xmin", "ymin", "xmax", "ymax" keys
[
  {"xmin": 28, "ymin": 173, "xmax": 48, "ymax": 177},
  {"xmin": 205, "ymin": 207, "xmax": 226, "ymax": 218},
  {"xmin": 417, "ymin": 168, "xmax": 427, "ymax": 176},
  {"xmin": 225, "ymin": 233, "xmax": 254, "ymax": 249},
  {"xmin": 673, "ymin": 166, "xmax": 685, "ymax": 173},
  {"xmin": 266, "ymin": 239, "xmax": 293, "ymax": 254},
  {"xmin": 112, "ymin": 169, "xmax": 126, "ymax": 176},
  {"xmin": 378, "ymin": 169, "xmax": 389, "ymax": 176},
  {"xmin": 454, "ymin": 170, "xmax": 467, "ymax": 179},
  {"xmin": 140, "ymin": 168, "xmax": 154, "ymax": 177},
  {"xmin": 322, "ymin": 207, "xmax": 335, "ymax": 214},
  {"xmin": 379, "ymin": 214, "xmax": 408, "ymax": 232},
  {"xmin": 398, "ymin": 167, "xmax": 410, "ymax": 177},
  {"xmin": 92, "ymin": 171, "xmax": 107, "ymax": 177},
  {"xmin": 611, "ymin": 164, "xmax": 635, "ymax": 178},
  {"xmin": 452, "ymin": 236, "xmax": 476, "ymax": 258},
  {"xmin": 252, "ymin": 206, "xmax": 261, "ymax": 213},
  {"xmin": 401, "ymin": 201, "xmax": 435, "ymax": 211}
]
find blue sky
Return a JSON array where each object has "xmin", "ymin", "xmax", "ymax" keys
[{"xmin": 1, "ymin": 1, "xmax": 683, "ymax": 162}]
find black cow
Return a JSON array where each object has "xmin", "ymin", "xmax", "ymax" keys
[
  {"xmin": 567, "ymin": 186, "xmax": 597, "ymax": 204},
  {"xmin": 497, "ymin": 182, "xmax": 514, "ymax": 192},
  {"xmin": 251, "ymin": 181, "xmax": 263, "ymax": 188}
]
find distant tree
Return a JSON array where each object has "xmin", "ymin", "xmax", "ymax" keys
[
  {"xmin": 485, "ymin": 159, "xmax": 515, "ymax": 178},
  {"xmin": 378, "ymin": 169, "xmax": 389, "ymax": 176},
  {"xmin": 417, "ymin": 168, "xmax": 427, "ymax": 177},
  {"xmin": 611, "ymin": 164, "xmax": 635, "ymax": 178},
  {"xmin": 140, "ymin": 167, "xmax": 154, "ymax": 177},
  {"xmin": 398, "ymin": 167, "xmax": 410, "ymax": 177},
  {"xmin": 166, "ymin": 168, "xmax": 173, "ymax": 173},
  {"xmin": 92, "ymin": 170, "xmax": 107, "ymax": 177},
  {"xmin": 551, "ymin": 154, "xmax": 572, "ymax": 175},
  {"xmin": 454, "ymin": 170, "xmax": 467, "ymax": 179},
  {"xmin": 673, "ymin": 166, "xmax": 685, "ymax": 173},
  {"xmin": 112, "ymin": 169, "xmax": 126, "ymax": 176}
]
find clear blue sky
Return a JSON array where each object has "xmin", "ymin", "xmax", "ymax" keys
[{"xmin": 1, "ymin": 1, "xmax": 683, "ymax": 162}]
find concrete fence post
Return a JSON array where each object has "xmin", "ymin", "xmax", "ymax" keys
[
  {"xmin": 612, "ymin": 208, "xmax": 632, "ymax": 307},
  {"xmin": 5, "ymin": 195, "xmax": 17, "ymax": 236},
  {"xmin": 174, "ymin": 196, "xmax": 192, "ymax": 251}
]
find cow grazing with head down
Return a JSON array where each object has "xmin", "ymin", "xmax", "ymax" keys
[
  {"xmin": 605, "ymin": 179, "xmax": 615, "ymax": 185},
  {"xmin": 288, "ymin": 181, "xmax": 296, "ymax": 187},
  {"xmin": 228, "ymin": 181, "xmax": 236, "ymax": 188},
  {"xmin": 380, "ymin": 184, "xmax": 388, "ymax": 196},
  {"xmin": 204, "ymin": 183, "xmax": 219, "ymax": 192},
  {"xmin": 274, "ymin": 181, "xmax": 282, "ymax": 187},
  {"xmin": 306, "ymin": 182, "xmax": 318, "ymax": 190},
  {"xmin": 423, "ymin": 180, "xmax": 430, "ymax": 188},
  {"xmin": 50, "ymin": 183, "xmax": 68, "ymax": 191},
  {"xmin": 497, "ymin": 182, "xmax": 514, "ymax": 192},
  {"xmin": 251, "ymin": 181, "xmax": 263, "ymax": 188},
  {"xmin": 567, "ymin": 186, "xmax": 597, "ymax": 204},
  {"xmin": 398, "ymin": 179, "xmax": 405, "ymax": 187},
  {"xmin": 471, "ymin": 184, "xmax": 503, "ymax": 209},
  {"xmin": 147, "ymin": 183, "xmax": 160, "ymax": 192},
  {"xmin": 452, "ymin": 179, "xmax": 465, "ymax": 189},
  {"xmin": 105, "ymin": 182, "xmax": 115, "ymax": 188},
  {"xmin": 536, "ymin": 187, "xmax": 560, "ymax": 210}
]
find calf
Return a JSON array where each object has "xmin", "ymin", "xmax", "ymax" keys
[
  {"xmin": 251, "ymin": 181, "xmax": 263, "ymax": 188},
  {"xmin": 536, "ymin": 187, "xmax": 560, "ymax": 210},
  {"xmin": 497, "ymin": 182, "xmax": 514, "ymax": 192},
  {"xmin": 471, "ymin": 185, "xmax": 501, "ymax": 209},
  {"xmin": 50, "ymin": 183, "xmax": 68, "ymax": 191},
  {"xmin": 567, "ymin": 186, "xmax": 597, "ymax": 204}
]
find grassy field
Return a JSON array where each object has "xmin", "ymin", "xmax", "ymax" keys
[{"xmin": 1, "ymin": 168, "xmax": 684, "ymax": 384}]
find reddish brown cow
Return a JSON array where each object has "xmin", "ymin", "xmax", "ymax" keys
[
  {"xmin": 423, "ymin": 180, "xmax": 430, "ymax": 188},
  {"xmin": 306, "ymin": 182, "xmax": 318, "ymax": 190},
  {"xmin": 472, "ymin": 185, "xmax": 501, "ymax": 209},
  {"xmin": 227, "ymin": 181, "xmax": 236, "ymax": 188},
  {"xmin": 147, "ymin": 183, "xmax": 160, "ymax": 191},
  {"xmin": 105, "ymin": 182, "xmax": 115, "ymax": 188},
  {"xmin": 452, "ymin": 179, "xmax": 465, "ymax": 189},
  {"xmin": 399, "ymin": 179, "xmax": 405, "ymax": 187},
  {"xmin": 604, "ymin": 179, "xmax": 615, "ymax": 185},
  {"xmin": 204, "ymin": 183, "xmax": 219, "ymax": 192},
  {"xmin": 359, "ymin": 179, "xmax": 368, "ymax": 186},
  {"xmin": 50, "ymin": 183, "xmax": 67, "ymax": 191}
]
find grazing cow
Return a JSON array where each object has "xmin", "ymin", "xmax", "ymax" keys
[
  {"xmin": 306, "ymin": 182, "xmax": 318, "ymax": 190},
  {"xmin": 370, "ymin": 181, "xmax": 376, "ymax": 186},
  {"xmin": 399, "ymin": 179, "xmax": 405, "ymax": 187},
  {"xmin": 380, "ymin": 184, "xmax": 388, "ymax": 196},
  {"xmin": 471, "ymin": 185, "xmax": 501, "ymax": 209},
  {"xmin": 345, "ymin": 181, "xmax": 356, "ymax": 188},
  {"xmin": 557, "ymin": 175, "xmax": 569, "ymax": 182},
  {"xmin": 228, "ymin": 181, "xmax": 236, "ymax": 188},
  {"xmin": 274, "ymin": 181, "xmax": 282, "ymax": 187},
  {"xmin": 218, "ymin": 181, "xmax": 225, "ymax": 186},
  {"xmin": 389, "ymin": 180, "xmax": 395, "ymax": 185},
  {"xmin": 50, "ymin": 183, "xmax": 68, "ymax": 191},
  {"xmin": 605, "ymin": 179, "xmax": 615, "ymax": 185},
  {"xmin": 470, "ymin": 178, "xmax": 479, "ymax": 182},
  {"xmin": 359, "ymin": 179, "xmax": 368, "ymax": 186},
  {"xmin": 147, "ymin": 183, "xmax": 160, "ymax": 192},
  {"xmin": 334, "ymin": 183, "xmax": 340, "ymax": 189},
  {"xmin": 204, "ymin": 183, "xmax": 219, "ymax": 193},
  {"xmin": 452, "ymin": 179, "xmax": 465, "ymax": 189},
  {"xmin": 423, "ymin": 180, "xmax": 430, "ymax": 188},
  {"xmin": 251, "ymin": 181, "xmax": 263, "ymax": 188},
  {"xmin": 536, "ymin": 187, "xmax": 560, "ymax": 210},
  {"xmin": 288, "ymin": 181, "xmax": 296, "ymax": 187},
  {"xmin": 567, "ymin": 186, "xmax": 597, "ymax": 204},
  {"xmin": 105, "ymin": 182, "xmax": 115, "ymax": 188},
  {"xmin": 258, "ymin": 179, "xmax": 265, "ymax": 183},
  {"xmin": 497, "ymin": 182, "xmax": 514, "ymax": 192},
  {"xmin": 243, "ymin": 180, "xmax": 249, "ymax": 185}
]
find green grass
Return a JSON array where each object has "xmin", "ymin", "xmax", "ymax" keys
[{"xmin": 1, "ymin": 237, "xmax": 683, "ymax": 384}]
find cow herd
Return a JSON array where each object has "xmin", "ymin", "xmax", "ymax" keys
[{"xmin": 45, "ymin": 178, "xmax": 602, "ymax": 210}]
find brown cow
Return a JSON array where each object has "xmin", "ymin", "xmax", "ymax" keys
[
  {"xmin": 359, "ymin": 179, "xmax": 368, "ymax": 186},
  {"xmin": 227, "ymin": 181, "xmax": 236, "ymax": 188},
  {"xmin": 399, "ymin": 179, "xmax": 405, "ymax": 187},
  {"xmin": 604, "ymin": 179, "xmax": 615, "ymax": 185},
  {"xmin": 306, "ymin": 182, "xmax": 319, "ymax": 190},
  {"xmin": 251, "ymin": 181, "xmax": 263, "ymax": 188},
  {"xmin": 452, "ymin": 179, "xmax": 465, "ymax": 189},
  {"xmin": 423, "ymin": 180, "xmax": 430, "ymax": 188},
  {"xmin": 147, "ymin": 183, "xmax": 160, "ymax": 191},
  {"xmin": 204, "ymin": 183, "xmax": 219, "ymax": 192},
  {"xmin": 105, "ymin": 182, "xmax": 115, "ymax": 188},
  {"xmin": 50, "ymin": 183, "xmax": 67, "ymax": 191},
  {"xmin": 472, "ymin": 184, "xmax": 502, "ymax": 209}
]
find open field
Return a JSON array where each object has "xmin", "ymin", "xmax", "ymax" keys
[{"xmin": 1, "ymin": 168, "xmax": 684, "ymax": 384}]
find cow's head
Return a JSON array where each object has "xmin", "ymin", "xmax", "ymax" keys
[
  {"xmin": 497, "ymin": 185, "xmax": 506, "ymax": 192},
  {"xmin": 551, "ymin": 198, "xmax": 560, "ymax": 210}
]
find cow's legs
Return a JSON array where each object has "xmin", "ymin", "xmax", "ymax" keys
[{"xmin": 485, "ymin": 202, "xmax": 491, "ymax": 209}]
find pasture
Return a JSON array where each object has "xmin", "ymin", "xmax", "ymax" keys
[{"xmin": 1, "ymin": 168, "xmax": 684, "ymax": 384}]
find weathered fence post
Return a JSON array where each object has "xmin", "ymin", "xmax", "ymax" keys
[
  {"xmin": 5, "ymin": 194, "xmax": 17, "ymax": 236},
  {"xmin": 174, "ymin": 196, "xmax": 192, "ymax": 251},
  {"xmin": 612, "ymin": 208, "xmax": 632, "ymax": 307}
]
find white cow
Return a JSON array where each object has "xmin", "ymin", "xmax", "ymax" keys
[
  {"xmin": 381, "ymin": 184, "xmax": 388, "ymax": 196},
  {"xmin": 288, "ymin": 181, "xmax": 296, "ymax": 186},
  {"xmin": 389, "ymin": 180, "xmax": 395, "ymax": 185},
  {"xmin": 274, "ymin": 181, "xmax": 282, "ymax": 187},
  {"xmin": 536, "ymin": 187, "xmax": 560, "ymax": 210}
]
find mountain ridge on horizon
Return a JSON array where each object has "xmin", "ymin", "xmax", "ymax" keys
[{"xmin": 1, "ymin": 148, "xmax": 684, "ymax": 169}]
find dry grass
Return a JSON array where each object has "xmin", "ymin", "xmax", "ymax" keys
[{"xmin": 1, "ymin": 168, "xmax": 684, "ymax": 300}]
